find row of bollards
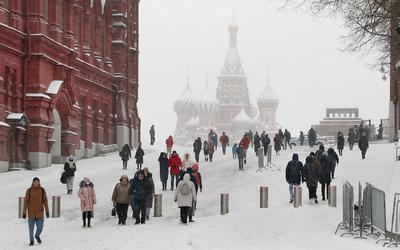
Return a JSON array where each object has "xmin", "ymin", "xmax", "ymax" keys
[
  {"xmin": 18, "ymin": 196, "xmax": 61, "ymax": 218},
  {"xmin": 18, "ymin": 186, "xmax": 337, "ymax": 218}
]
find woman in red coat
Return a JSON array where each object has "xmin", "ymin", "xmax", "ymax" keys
[
  {"xmin": 166, "ymin": 135, "xmax": 174, "ymax": 157},
  {"xmin": 240, "ymin": 133, "xmax": 251, "ymax": 164},
  {"xmin": 168, "ymin": 151, "xmax": 182, "ymax": 190}
]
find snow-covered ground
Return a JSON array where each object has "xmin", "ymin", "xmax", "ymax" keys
[{"xmin": 1, "ymin": 142, "xmax": 399, "ymax": 250}]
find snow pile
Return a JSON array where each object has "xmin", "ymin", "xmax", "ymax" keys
[{"xmin": 0, "ymin": 143, "xmax": 399, "ymax": 249}]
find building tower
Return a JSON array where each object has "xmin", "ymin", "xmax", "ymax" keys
[
  {"xmin": 216, "ymin": 17, "xmax": 252, "ymax": 133},
  {"xmin": 257, "ymin": 74, "xmax": 279, "ymax": 135},
  {"xmin": 173, "ymin": 74, "xmax": 195, "ymax": 144},
  {"xmin": 196, "ymin": 76, "xmax": 219, "ymax": 139}
]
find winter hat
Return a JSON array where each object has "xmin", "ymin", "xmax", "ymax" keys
[
  {"xmin": 319, "ymin": 144, "xmax": 325, "ymax": 151},
  {"xmin": 192, "ymin": 163, "xmax": 199, "ymax": 172},
  {"xmin": 292, "ymin": 153, "xmax": 299, "ymax": 161},
  {"xmin": 172, "ymin": 150, "xmax": 177, "ymax": 154},
  {"xmin": 68, "ymin": 155, "xmax": 74, "ymax": 162},
  {"xmin": 32, "ymin": 177, "xmax": 40, "ymax": 183},
  {"xmin": 120, "ymin": 175, "xmax": 128, "ymax": 182},
  {"xmin": 83, "ymin": 177, "xmax": 91, "ymax": 183}
]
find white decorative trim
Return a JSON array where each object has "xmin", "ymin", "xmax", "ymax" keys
[
  {"xmin": 26, "ymin": 93, "xmax": 51, "ymax": 100},
  {"xmin": 30, "ymin": 123, "xmax": 54, "ymax": 129},
  {"xmin": 61, "ymin": 130, "xmax": 79, "ymax": 136}
]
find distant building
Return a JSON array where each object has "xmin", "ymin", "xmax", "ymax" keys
[
  {"xmin": 312, "ymin": 108, "xmax": 363, "ymax": 136},
  {"xmin": 174, "ymin": 19, "xmax": 279, "ymax": 144},
  {"xmin": 0, "ymin": 1, "xmax": 140, "ymax": 172}
]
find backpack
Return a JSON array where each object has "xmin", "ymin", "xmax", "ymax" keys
[
  {"xmin": 180, "ymin": 182, "xmax": 190, "ymax": 195},
  {"xmin": 60, "ymin": 172, "xmax": 67, "ymax": 184}
]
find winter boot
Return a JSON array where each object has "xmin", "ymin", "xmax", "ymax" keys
[
  {"xmin": 135, "ymin": 217, "xmax": 140, "ymax": 224},
  {"xmin": 141, "ymin": 217, "xmax": 146, "ymax": 224},
  {"xmin": 35, "ymin": 236, "xmax": 42, "ymax": 244},
  {"xmin": 315, "ymin": 198, "xmax": 318, "ymax": 204},
  {"xmin": 29, "ymin": 241, "xmax": 34, "ymax": 246},
  {"xmin": 83, "ymin": 219, "xmax": 86, "ymax": 227},
  {"xmin": 87, "ymin": 217, "xmax": 91, "ymax": 228},
  {"xmin": 289, "ymin": 198, "xmax": 294, "ymax": 203}
]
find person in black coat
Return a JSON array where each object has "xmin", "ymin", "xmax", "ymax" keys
[
  {"xmin": 273, "ymin": 134, "xmax": 281, "ymax": 155},
  {"xmin": 303, "ymin": 155, "xmax": 321, "ymax": 204},
  {"xmin": 285, "ymin": 153, "xmax": 304, "ymax": 203},
  {"xmin": 149, "ymin": 125, "xmax": 155, "ymax": 146},
  {"xmin": 262, "ymin": 133, "xmax": 271, "ymax": 157},
  {"xmin": 134, "ymin": 143, "xmax": 145, "ymax": 170},
  {"xmin": 318, "ymin": 152, "xmax": 332, "ymax": 201},
  {"xmin": 129, "ymin": 170, "xmax": 151, "ymax": 224},
  {"xmin": 64, "ymin": 156, "xmax": 77, "ymax": 194},
  {"xmin": 358, "ymin": 132, "xmax": 369, "ymax": 159},
  {"xmin": 158, "ymin": 152, "xmax": 169, "ymax": 191},
  {"xmin": 193, "ymin": 137, "xmax": 202, "ymax": 163},
  {"xmin": 253, "ymin": 132, "xmax": 261, "ymax": 156},
  {"xmin": 284, "ymin": 129, "xmax": 292, "ymax": 150},
  {"xmin": 337, "ymin": 132, "xmax": 345, "ymax": 156},
  {"xmin": 119, "ymin": 144, "xmax": 131, "ymax": 170},
  {"xmin": 327, "ymin": 148, "xmax": 339, "ymax": 179}
]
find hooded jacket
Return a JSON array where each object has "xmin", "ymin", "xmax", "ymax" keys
[
  {"xmin": 24, "ymin": 184, "xmax": 49, "ymax": 219},
  {"xmin": 285, "ymin": 154, "xmax": 304, "ymax": 184},
  {"xmin": 168, "ymin": 153, "xmax": 182, "ymax": 175},
  {"xmin": 78, "ymin": 180, "xmax": 96, "ymax": 212},
  {"xmin": 158, "ymin": 153, "xmax": 169, "ymax": 180},
  {"xmin": 174, "ymin": 174, "xmax": 197, "ymax": 208}
]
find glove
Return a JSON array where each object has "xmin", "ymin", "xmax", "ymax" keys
[
  {"xmin": 46, "ymin": 212, "xmax": 49, "ymax": 218},
  {"xmin": 22, "ymin": 214, "xmax": 26, "ymax": 219}
]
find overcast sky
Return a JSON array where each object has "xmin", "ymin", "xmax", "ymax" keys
[{"xmin": 137, "ymin": 0, "xmax": 389, "ymax": 143}]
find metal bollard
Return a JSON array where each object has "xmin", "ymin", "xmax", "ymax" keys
[
  {"xmin": 294, "ymin": 186, "xmax": 302, "ymax": 208},
  {"xmin": 18, "ymin": 197, "xmax": 25, "ymax": 218},
  {"xmin": 52, "ymin": 196, "xmax": 61, "ymax": 218},
  {"xmin": 328, "ymin": 185, "xmax": 337, "ymax": 207},
  {"xmin": 260, "ymin": 186, "xmax": 268, "ymax": 208},
  {"xmin": 154, "ymin": 194, "xmax": 162, "ymax": 217},
  {"xmin": 220, "ymin": 193, "xmax": 229, "ymax": 215}
]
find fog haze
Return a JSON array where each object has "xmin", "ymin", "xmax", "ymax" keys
[{"xmin": 138, "ymin": 0, "xmax": 388, "ymax": 143}]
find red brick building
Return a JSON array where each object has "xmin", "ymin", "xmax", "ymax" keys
[{"xmin": 0, "ymin": 0, "xmax": 140, "ymax": 172}]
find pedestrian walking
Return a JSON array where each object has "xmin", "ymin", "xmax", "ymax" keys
[
  {"xmin": 119, "ymin": 144, "xmax": 131, "ymax": 170},
  {"xmin": 193, "ymin": 137, "xmax": 202, "ymax": 163},
  {"xmin": 248, "ymin": 130, "xmax": 254, "ymax": 149},
  {"xmin": 112, "ymin": 175, "xmax": 130, "ymax": 225},
  {"xmin": 143, "ymin": 167, "xmax": 155, "ymax": 220},
  {"xmin": 212, "ymin": 132, "xmax": 218, "ymax": 151},
  {"xmin": 203, "ymin": 140, "xmax": 209, "ymax": 162},
  {"xmin": 64, "ymin": 155, "xmax": 76, "ymax": 194},
  {"xmin": 358, "ymin": 131, "xmax": 369, "ymax": 159},
  {"xmin": 174, "ymin": 173, "xmax": 197, "ymax": 224},
  {"xmin": 208, "ymin": 140, "xmax": 215, "ymax": 162},
  {"xmin": 168, "ymin": 151, "xmax": 182, "ymax": 190},
  {"xmin": 327, "ymin": 148, "xmax": 339, "ymax": 179},
  {"xmin": 299, "ymin": 131, "xmax": 305, "ymax": 146},
  {"xmin": 240, "ymin": 133, "xmax": 251, "ymax": 164},
  {"xmin": 23, "ymin": 177, "xmax": 49, "ymax": 246},
  {"xmin": 182, "ymin": 153, "xmax": 194, "ymax": 172},
  {"xmin": 254, "ymin": 132, "xmax": 261, "ymax": 156},
  {"xmin": 78, "ymin": 177, "xmax": 96, "ymax": 228},
  {"xmin": 262, "ymin": 134, "xmax": 271, "ymax": 156},
  {"xmin": 158, "ymin": 152, "xmax": 169, "ymax": 191},
  {"xmin": 348, "ymin": 127, "xmax": 356, "ymax": 150},
  {"xmin": 284, "ymin": 129, "xmax": 292, "ymax": 150},
  {"xmin": 149, "ymin": 125, "xmax": 155, "ymax": 146},
  {"xmin": 273, "ymin": 134, "xmax": 281, "ymax": 155},
  {"xmin": 237, "ymin": 144, "xmax": 246, "ymax": 171},
  {"xmin": 318, "ymin": 152, "xmax": 332, "ymax": 201},
  {"xmin": 337, "ymin": 132, "xmax": 345, "ymax": 156},
  {"xmin": 219, "ymin": 132, "xmax": 230, "ymax": 155},
  {"xmin": 232, "ymin": 143, "xmax": 238, "ymax": 159},
  {"xmin": 134, "ymin": 143, "xmax": 145, "ymax": 170},
  {"xmin": 285, "ymin": 153, "xmax": 304, "ymax": 203},
  {"xmin": 130, "ymin": 170, "xmax": 151, "ymax": 224},
  {"xmin": 303, "ymin": 155, "xmax": 321, "ymax": 204},
  {"xmin": 166, "ymin": 135, "xmax": 174, "ymax": 157}
]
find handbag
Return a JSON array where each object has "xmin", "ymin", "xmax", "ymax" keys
[
  {"xmin": 60, "ymin": 172, "xmax": 67, "ymax": 184},
  {"xmin": 111, "ymin": 204, "xmax": 116, "ymax": 217}
]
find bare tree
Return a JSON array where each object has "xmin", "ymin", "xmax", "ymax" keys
[{"xmin": 279, "ymin": 0, "xmax": 398, "ymax": 64}]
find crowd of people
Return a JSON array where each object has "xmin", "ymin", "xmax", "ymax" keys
[{"xmin": 21, "ymin": 123, "xmax": 373, "ymax": 246}]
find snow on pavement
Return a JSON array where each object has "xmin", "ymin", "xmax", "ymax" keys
[{"xmin": 0, "ymin": 143, "xmax": 399, "ymax": 249}]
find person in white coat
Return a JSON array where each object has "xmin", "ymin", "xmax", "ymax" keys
[
  {"xmin": 181, "ymin": 153, "xmax": 193, "ymax": 173},
  {"xmin": 174, "ymin": 174, "xmax": 197, "ymax": 224}
]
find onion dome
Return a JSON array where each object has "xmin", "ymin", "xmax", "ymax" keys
[
  {"xmin": 232, "ymin": 107, "xmax": 253, "ymax": 127},
  {"xmin": 187, "ymin": 116, "xmax": 199, "ymax": 128},
  {"xmin": 174, "ymin": 82, "xmax": 195, "ymax": 115},
  {"xmin": 198, "ymin": 79, "xmax": 218, "ymax": 113}
]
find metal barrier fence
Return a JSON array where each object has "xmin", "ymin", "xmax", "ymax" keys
[
  {"xmin": 335, "ymin": 181, "xmax": 354, "ymax": 236},
  {"xmin": 18, "ymin": 197, "xmax": 24, "ymax": 218},
  {"xmin": 384, "ymin": 193, "xmax": 400, "ymax": 247}
]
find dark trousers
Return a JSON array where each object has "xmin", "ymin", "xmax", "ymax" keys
[
  {"xmin": 338, "ymin": 149, "xmax": 343, "ymax": 155},
  {"xmin": 116, "ymin": 203, "xmax": 129, "ymax": 224},
  {"xmin": 180, "ymin": 206, "xmax": 190, "ymax": 223},
  {"xmin": 238, "ymin": 158, "xmax": 244, "ymax": 170},
  {"xmin": 349, "ymin": 143, "xmax": 354, "ymax": 150},
  {"xmin": 122, "ymin": 161, "xmax": 127, "ymax": 170},
  {"xmin": 194, "ymin": 152, "xmax": 200, "ymax": 163},
  {"xmin": 331, "ymin": 164, "xmax": 336, "ymax": 179},
  {"xmin": 263, "ymin": 145, "xmax": 268, "ymax": 156},
  {"xmin": 137, "ymin": 163, "xmax": 142, "ymax": 170},
  {"xmin": 204, "ymin": 154, "xmax": 208, "ymax": 162},
  {"xmin": 361, "ymin": 150, "xmax": 367, "ymax": 159},
  {"xmin": 321, "ymin": 182, "xmax": 330, "ymax": 199},
  {"xmin": 161, "ymin": 179, "xmax": 167, "ymax": 190},
  {"xmin": 134, "ymin": 199, "xmax": 146, "ymax": 223},
  {"xmin": 307, "ymin": 186, "xmax": 317, "ymax": 200},
  {"xmin": 222, "ymin": 145, "xmax": 226, "ymax": 155},
  {"xmin": 170, "ymin": 174, "xmax": 179, "ymax": 190},
  {"xmin": 150, "ymin": 137, "xmax": 155, "ymax": 145},
  {"xmin": 82, "ymin": 211, "xmax": 92, "ymax": 226},
  {"xmin": 209, "ymin": 153, "xmax": 214, "ymax": 162}
]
